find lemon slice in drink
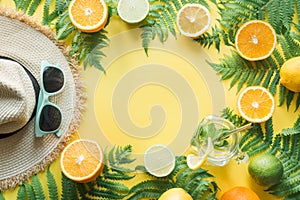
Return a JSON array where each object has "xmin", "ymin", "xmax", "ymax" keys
[
  {"xmin": 176, "ymin": 4, "xmax": 211, "ymax": 38},
  {"xmin": 144, "ymin": 144, "xmax": 175, "ymax": 177},
  {"xmin": 187, "ymin": 137, "xmax": 213, "ymax": 170},
  {"xmin": 117, "ymin": 0, "xmax": 149, "ymax": 23}
]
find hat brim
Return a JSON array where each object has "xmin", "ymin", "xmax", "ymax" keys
[{"xmin": 0, "ymin": 7, "xmax": 85, "ymax": 191}]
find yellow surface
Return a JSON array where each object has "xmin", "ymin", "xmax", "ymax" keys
[{"xmin": 1, "ymin": 1, "xmax": 300, "ymax": 200}]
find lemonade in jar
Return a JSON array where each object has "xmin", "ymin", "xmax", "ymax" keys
[{"xmin": 190, "ymin": 115, "xmax": 249, "ymax": 166}]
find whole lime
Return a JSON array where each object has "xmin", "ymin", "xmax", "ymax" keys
[{"xmin": 248, "ymin": 154, "xmax": 283, "ymax": 187}]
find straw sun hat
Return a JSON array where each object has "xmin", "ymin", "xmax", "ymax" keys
[{"xmin": 0, "ymin": 7, "xmax": 85, "ymax": 191}]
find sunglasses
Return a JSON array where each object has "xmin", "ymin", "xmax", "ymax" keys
[{"xmin": 35, "ymin": 61, "xmax": 66, "ymax": 137}]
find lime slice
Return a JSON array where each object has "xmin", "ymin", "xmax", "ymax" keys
[
  {"xmin": 144, "ymin": 144, "xmax": 175, "ymax": 177},
  {"xmin": 186, "ymin": 137, "xmax": 213, "ymax": 170},
  {"xmin": 117, "ymin": 0, "xmax": 149, "ymax": 23}
]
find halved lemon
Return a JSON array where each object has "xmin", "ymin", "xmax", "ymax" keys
[
  {"xmin": 144, "ymin": 144, "xmax": 175, "ymax": 177},
  {"xmin": 176, "ymin": 4, "xmax": 211, "ymax": 38}
]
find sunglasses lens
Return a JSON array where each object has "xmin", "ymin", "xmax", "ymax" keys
[
  {"xmin": 39, "ymin": 105, "xmax": 62, "ymax": 132},
  {"xmin": 43, "ymin": 67, "xmax": 64, "ymax": 93}
]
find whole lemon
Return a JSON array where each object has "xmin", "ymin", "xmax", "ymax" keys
[
  {"xmin": 158, "ymin": 188, "xmax": 193, "ymax": 200},
  {"xmin": 248, "ymin": 154, "xmax": 283, "ymax": 187},
  {"xmin": 280, "ymin": 57, "xmax": 300, "ymax": 92}
]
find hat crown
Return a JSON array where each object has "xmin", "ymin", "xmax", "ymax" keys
[{"xmin": 0, "ymin": 59, "xmax": 36, "ymax": 134}]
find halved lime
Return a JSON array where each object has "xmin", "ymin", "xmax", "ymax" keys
[
  {"xmin": 144, "ymin": 144, "xmax": 175, "ymax": 177},
  {"xmin": 117, "ymin": 0, "xmax": 149, "ymax": 23}
]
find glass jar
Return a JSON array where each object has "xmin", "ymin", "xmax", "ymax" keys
[{"xmin": 190, "ymin": 115, "xmax": 240, "ymax": 166}]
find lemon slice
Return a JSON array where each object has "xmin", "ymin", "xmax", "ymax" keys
[
  {"xmin": 144, "ymin": 144, "xmax": 175, "ymax": 177},
  {"xmin": 187, "ymin": 137, "xmax": 213, "ymax": 170},
  {"xmin": 117, "ymin": 0, "xmax": 149, "ymax": 23},
  {"xmin": 176, "ymin": 3, "xmax": 211, "ymax": 38}
]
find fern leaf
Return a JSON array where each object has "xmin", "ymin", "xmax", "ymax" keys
[
  {"xmin": 27, "ymin": 0, "xmax": 42, "ymax": 16},
  {"xmin": 127, "ymin": 188, "xmax": 162, "ymax": 200},
  {"xmin": 61, "ymin": 173, "xmax": 79, "ymax": 200},
  {"xmin": 97, "ymin": 178, "xmax": 129, "ymax": 194},
  {"xmin": 46, "ymin": 167, "xmax": 58, "ymax": 200},
  {"xmin": 24, "ymin": 183, "xmax": 36, "ymax": 200},
  {"xmin": 17, "ymin": 185, "xmax": 26, "ymax": 200},
  {"xmin": 104, "ymin": 171, "xmax": 135, "ymax": 180},
  {"xmin": 31, "ymin": 176, "xmax": 45, "ymax": 200},
  {"xmin": 88, "ymin": 188, "xmax": 127, "ymax": 199},
  {"xmin": 129, "ymin": 179, "xmax": 173, "ymax": 194}
]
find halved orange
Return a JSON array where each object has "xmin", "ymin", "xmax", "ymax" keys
[
  {"xmin": 237, "ymin": 86, "xmax": 275, "ymax": 123},
  {"xmin": 176, "ymin": 4, "xmax": 211, "ymax": 38},
  {"xmin": 68, "ymin": 0, "xmax": 108, "ymax": 33},
  {"xmin": 60, "ymin": 139, "xmax": 104, "ymax": 182},
  {"xmin": 235, "ymin": 20, "xmax": 277, "ymax": 61}
]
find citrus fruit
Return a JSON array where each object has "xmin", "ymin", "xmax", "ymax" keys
[
  {"xmin": 144, "ymin": 144, "xmax": 175, "ymax": 177},
  {"xmin": 176, "ymin": 4, "xmax": 211, "ymax": 38},
  {"xmin": 68, "ymin": 0, "xmax": 108, "ymax": 33},
  {"xmin": 220, "ymin": 186, "xmax": 260, "ymax": 200},
  {"xmin": 248, "ymin": 153, "xmax": 283, "ymax": 187},
  {"xmin": 235, "ymin": 20, "xmax": 277, "ymax": 61},
  {"xmin": 237, "ymin": 86, "xmax": 275, "ymax": 123},
  {"xmin": 158, "ymin": 188, "xmax": 193, "ymax": 200},
  {"xmin": 280, "ymin": 56, "xmax": 300, "ymax": 92},
  {"xmin": 186, "ymin": 137, "xmax": 213, "ymax": 170},
  {"xmin": 117, "ymin": 0, "xmax": 149, "ymax": 23},
  {"xmin": 60, "ymin": 139, "xmax": 104, "ymax": 182}
]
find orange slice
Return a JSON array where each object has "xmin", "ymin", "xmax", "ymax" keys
[
  {"xmin": 237, "ymin": 86, "xmax": 275, "ymax": 123},
  {"xmin": 235, "ymin": 20, "xmax": 277, "ymax": 61},
  {"xmin": 68, "ymin": 0, "xmax": 108, "ymax": 33},
  {"xmin": 176, "ymin": 4, "xmax": 211, "ymax": 38},
  {"xmin": 60, "ymin": 139, "xmax": 104, "ymax": 182}
]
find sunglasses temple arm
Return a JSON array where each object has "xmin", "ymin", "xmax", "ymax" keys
[{"xmin": 56, "ymin": 131, "xmax": 62, "ymax": 137}]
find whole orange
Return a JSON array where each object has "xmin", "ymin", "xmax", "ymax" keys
[{"xmin": 220, "ymin": 186, "xmax": 260, "ymax": 200}]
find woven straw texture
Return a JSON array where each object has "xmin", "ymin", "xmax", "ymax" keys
[{"xmin": 0, "ymin": 7, "xmax": 86, "ymax": 191}]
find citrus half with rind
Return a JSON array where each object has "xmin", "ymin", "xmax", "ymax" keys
[
  {"xmin": 235, "ymin": 20, "xmax": 277, "ymax": 61},
  {"xmin": 144, "ymin": 144, "xmax": 175, "ymax": 177},
  {"xmin": 68, "ymin": 0, "xmax": 108, "ymax": 33},
  {"xmin": 237, "ymin": 86, "xmax": 275, "ymax": 123},
  {"xmin": 117, "ymin": 0, "xmax": 149, "ymax": 23},
  {"xmin": 60, "ymin": 139, "xmax": 104, "ymax": 182},
  {"xmin": 176, "ymin": 4, "xmax": 211, "ymax": 38}
]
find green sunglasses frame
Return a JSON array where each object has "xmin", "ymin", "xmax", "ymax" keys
[{"xmin": 35, "ymin": 60, "xmax": 66, "ymax": 137}]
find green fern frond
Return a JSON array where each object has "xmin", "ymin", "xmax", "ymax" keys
[
  {"xmin": 96, "ymin": 177, "xmax": 129, "ymax": 194},
  {"xmin": 88, "ymin": 188, "xmax": 128, "ymax": 199},
  {"xmin": 24, "ymin": 183, "xmax": 36, "ymax": 200},
  {"xmin": 31, "ymin": 176, "xmax": 45, "ymax": 200},
  {"xmin": 61, "ymin": 174, "xmax": 78, "ymax": 200},
  {"xmin": 127, "ymin": 188, "xmax": 163, "ymax": 200},
  {"xmin": 129, "ymin": 179, "xmax": 174, "ymax": 194},
  {"xmin": 46, "ymin": 167, "xmax": 58, "ymax": 200},
  {"xmin": 17, "ymin": 185, "xmax": 26, "ymax": 200}
]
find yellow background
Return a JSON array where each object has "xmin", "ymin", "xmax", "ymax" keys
[{"xmin": 1, "ymin": 1, "xmax": 299, "ymax": 199}]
